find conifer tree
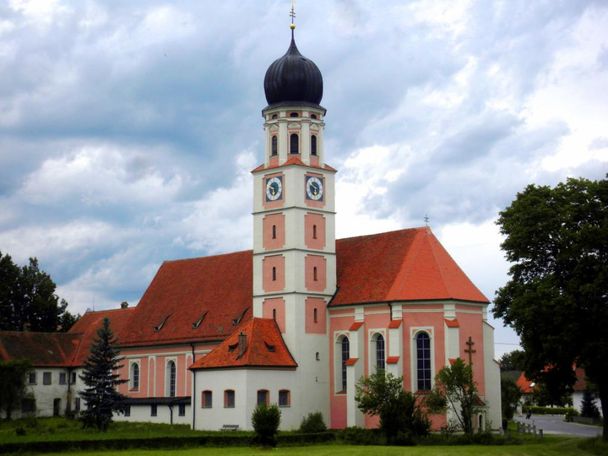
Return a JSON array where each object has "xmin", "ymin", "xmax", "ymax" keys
[
  {"xmin": 79, "ymin": 318, "xmax": 127, "ymax": 431},
  {"xmin": 581, "ymin": 389, "xmax": 600, "ymax": 419}
]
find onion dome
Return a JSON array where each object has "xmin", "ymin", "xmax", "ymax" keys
[{"xmin": 264, "ymin": 33, "xmax": 323, "ymax": 108}]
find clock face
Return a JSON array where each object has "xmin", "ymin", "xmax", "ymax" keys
[
  {"xmin": 265, "ymin": 176, "xmax": 283, "ymax": 201},
  {"xmin": 306, "ymin": 176, "xmax": 324, "ymax": 201}
]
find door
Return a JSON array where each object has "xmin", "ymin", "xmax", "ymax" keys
[{"xmin": 53, "ymin": 398, "xmax": 61, "ymax": 416}]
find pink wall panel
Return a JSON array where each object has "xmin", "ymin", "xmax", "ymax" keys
[
  {"xmin": 456, "ymin": 312, "xmax": 485, "ymax": 395},
  {"xmin": 263, "ymin": 255, "xmax": 285, "ymax": 292},
  {"xmin": 304, "ymin": 213, "xmax": 326, "ymax": 250},
  {"xmin": 305, "ymin": 254, "xmax": 326, "ymax": 292},
  {"xmin": 305, "ymin": 297, "xmax": 326, "ymax": 334},
  {"xmin": 263, "ymin": 213, "xmax": 285, "ymax": 250},
  {"xmin": 263, "ymin": 297, "xmax": 286, "ymax": 333}
]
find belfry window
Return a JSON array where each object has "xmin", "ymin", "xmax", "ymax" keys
[
  {"xmin": 311, "ymin": 114, "xmax": 317, "ymax": 119},
  {"xmin": 311, "ymin": 135, "xmax": 317, "ymax": 156},
  {"xmin": 416, "ymin": 332, "xmax": 432, "ymax": 391},
  {"xmin": 340, "ymin": 336, "xmax": 349, "ymax": 392},
  {"xmin": 289, "ymin": 112, "xmax": 299, "ymax": 118},
  {"xmin": 271, "ymin": 136, "xmax": 278, "ymax": 156},
  {"xmin": 290, "ymin": 134, "xmax": 299, "ymax": 154}
]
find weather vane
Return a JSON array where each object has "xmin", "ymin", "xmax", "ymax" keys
[
  {"xmin": 424, "ymin": 214, "xmax": 430, "ymax": 226},
  {"xmin": 290, "ymin": 0, "xmax": 296, "ymax": 31}
]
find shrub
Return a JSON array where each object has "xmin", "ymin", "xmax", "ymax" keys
[
  {"xmin": 15, "ymin": 427, "xmax": 26, "ymax": 436},
  {"xmin": 339, "ymin": 427, "xmax": 384, "ymax": 445},
  {"xmin": 522, "ymin": 405, "xmax": 577, "ymax": 415},
  {"xmin": 251, "ymin": 404, "xmax": 280, "ymax": 447},
  {"xmin": 565, "ymin": 409, "xmax": 579, "ymax": 422},
  {"xmin": 299, "ymin": 412, "xmax": 327, "ymax": 433}
]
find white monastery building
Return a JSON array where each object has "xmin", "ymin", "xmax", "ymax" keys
[{"xmin": 0, "ymin": 24, "xmax": 502, "ymax": 431}]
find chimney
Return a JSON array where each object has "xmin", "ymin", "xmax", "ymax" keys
[
  {"xmin": 120, "ymin": 301, "xmax": 129, "ymax": 309},
  {"xmin": 238, "ymin": 332, "xmax": 247, "ymax": 358}
]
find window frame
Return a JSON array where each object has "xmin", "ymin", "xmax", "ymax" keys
[
  {"xmin": 290, "ymin": 133, "xmax": 299, "ymax": 154},
  {"xmin": 224, "ymin": 389, "xmax": 235, "ymax": 408},
  {"xmin": 28, "ymin": 372, "xmax": 36, "ymax": 385},
  {"xmin": 410, "ymin": 328, "xmax": 434, "ymax": 392},
  {"xmin": 311, "ymin": 134, "xmax": 317, "ymax": 156},
  {"xmin": 42, "ymin": 371, "xmax": 52, "ymax": 385},
  {"xmin": 166, "ymin": 359, "xmax": 177, "ymax": 397},
  {"xmin": 278, "ymin": 389, "xmax": 291, "ymax": 407},
  {"xmin": 130, "ymin": 361, "xmax": 140, "ymax": 391},
  {"xmin": 271, "ymin": 135, "xmax": 278, "ymax": 156},
  {"xmin": 202, "ymin": 390, "xmax": 213, "ymax": 408},
  {"xmin": 256, "ymin": 389, "xmax": 269, "ymax": 406}
]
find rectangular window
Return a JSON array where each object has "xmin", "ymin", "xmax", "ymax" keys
[
  {"xmin": 278, "ymin": 390, "xmax": 290, "ymax": 407},
  {"xmin": 43, "ymin": 372, "xmax": 52, "ymax": 385},
  {"xmin": 75, "ymin": 398, "xmax": 81, "ymax": 412},
  {"xmin": 178, "ymin": 403, "xmax": 186, "ymax": 416},
  {"xmin": 28, "ymin": 372, "xmax": 36, "ymax": 385},
  {"xmin": 124, "ymin": 405, "xmax": 131, "ymax": 417},
  {"xmin": 21, "ymin": 398, "xmax": 36, "ymax": 413},
  {"xmin": 257, "ymin": 389, "xmax": 269, "ymax": 406},
  {"xmin": 224, "ymin": 390, "xmax": 235, "ymax": 408},
  {"xmin": 151, "ymin": 404, "xmax": 157, "ymax": 417},
  {"xmin": 202, "ymin": 390, "xmax": 212, "ymax": 408},
  {"xmin": 59, "ymin": 373, "xmax": 67, "ymax": 385},
  {"xmin": 71, "ymin": 372, "xmax": 77, "ymax": 384}
]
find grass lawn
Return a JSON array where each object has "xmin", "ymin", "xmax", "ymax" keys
[{"xmin": 39, "ymin": 439, "xmax": 604, "ymax": 456}]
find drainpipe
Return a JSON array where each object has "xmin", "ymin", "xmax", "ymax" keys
[{"xmin": 190, "ymin": 342, "xmax": 196, "ymax": 429}]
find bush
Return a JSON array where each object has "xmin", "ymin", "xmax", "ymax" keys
[
  {"xmin": 251, "ymin": 404, "xmax": 280, "ymax": 447},
  {"xmin": 15, "ymin": 427, "xmax": 26, "ymax": 436},
  {"xmin": 565, "ymin": 409, "xmax": 579, "ymax": 422},
  {"xmin": 522, "ymin": 405, "xmax": 577, "ymax": 415},
  {"xmin": 299, "ymin": 412, "xmax": 327, "ymax": 433}
]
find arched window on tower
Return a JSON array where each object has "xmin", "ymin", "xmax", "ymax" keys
[
  {"xmin": 416, "ymin": 332, "xmax": 432, "ymax": 391},
  {"xmin": 311, "ymin": 113, "xmax": 317, "ymax": 119},
  {"xmin": 290, "ymin": 134, "xmax": 299, "ymax": 154},
  {"xmin": 166, "ymin": 360, "xmax": 176, "ymax": 397},
  {"xmin": 311, "ymin": 135, "xmax": 317, "ymax": 156},
  {"xmin": 375, "ymin": 334, "xmax": 385, "ymax": 371},
  {"xmin": 271, "ymin": 136, "xmax": 278, "ymax": 156},
  {"xmin": 340, "ymin": 336, "xmax": 350, "ymax": 392}
]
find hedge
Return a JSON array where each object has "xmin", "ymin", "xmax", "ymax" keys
[
  {"xmin": 522, "ymin": 405, "xmax": 577, "ymax": 415},
  {"xmin": 0, "ymin": 432, "xmax": 336, "ymax": 454}
]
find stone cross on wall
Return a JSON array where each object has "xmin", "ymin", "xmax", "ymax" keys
[{"xmin": 464, "ymin": 336, "xmax": 476, "ymax": 365}]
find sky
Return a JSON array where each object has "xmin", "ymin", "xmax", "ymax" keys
[{"xmin": 1, "ymin": 0, "xmax": 607, "ymax": 358}]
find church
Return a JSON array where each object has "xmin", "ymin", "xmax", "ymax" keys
[{"xmin": 0, "ymin": 24, "xmax": 501, "ymax": 431}]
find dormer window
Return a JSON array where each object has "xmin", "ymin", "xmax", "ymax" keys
[
  {"xmin": 154, "ymin": 314, "xmax": 171, "ymax": 332},
  {"xmin": 290, "ymin": 134, "xmax": 299, "ymax": 154},
  {"xmin": 271, "ymin": 136, "xmax": 278, "ymax": 156},
  {"xmin": 192, "ymin": 311, "xmax": 208, "ymax": 329},
  {"xmin": 311, "ymin": 135, "xmax": 317, "ymax": 156},
  {"xmin": 232, "ymin": 308, "xmax": 248, "ymax": 326}
]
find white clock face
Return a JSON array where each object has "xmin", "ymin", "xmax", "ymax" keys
[
  {"xmin": 265, "ymin": 176, "xmax": 283, "ymax": 201},
  {"xmin": 306, "ymin": 176, "xmax": 324, "ymax": 201}
]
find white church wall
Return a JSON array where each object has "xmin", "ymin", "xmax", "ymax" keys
[{"xmin": 482, "ymin": 321, "xmax": 502, "ymax": 430}]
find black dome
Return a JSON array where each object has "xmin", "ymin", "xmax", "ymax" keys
[{"xmin": 264, "ymin": 35, "xmax": 323, "ymax": 107}]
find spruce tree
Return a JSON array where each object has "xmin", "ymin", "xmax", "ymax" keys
[
  {"xmin": 581, "ymin": 389, "xmax": 600, "ymax": 419},
  {"xmin": 79, "ymin": 318, "xmax": 127, "ymax": 431}
]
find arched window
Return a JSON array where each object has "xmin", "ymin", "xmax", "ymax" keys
[
  {"xmin": 257, "ymin": 389, "xmax": 269, "ymax": 406},
  {"xmin": 167, "ymin": 360, "xmax": 176, "ymax": 397},
  {"xmin": 272, "ymin": 266, "xmax": 277, "ymax": 281},
  {"xmin": 311, "ymin": 113, "xmax": 317, "ymax": 119},
  {"xmin": 290, "ymin": 134, "xmax": 299, "ymax": 154},
  {"xmin": 224, "ymin": 390, "xmax": 235, "ymax": 408},
  {"xmin": 341, "ymin": 336, "xmax": 349, "ymax": 392},
  {"xmin": 130, "ymin": 363, "xmax": 139, "ymax": 390},
  {"xmin": 375, "ymin": 334, "xmax": 385, "ymax": 371},
  {"xmin": 272, "ymin": 114, "xmax": 278, "ymax": 119},
  {"xmin": 271, "ymin": 136, "xmax": 278, "ymax": 156},
  {"xmin": 313, "ymin": 266, "xmax": 318, "ymax": 281},
  {"xmin": 416, "ymin": 332, "xmax": 432, "ymax": 391},
  {"xmin": 289, "ymin": 112, "xmax": 299, "ymax": 117},
  {"xmin": 272, "ymin": 224, "xmax": 277, "ymax": 239},
  {"xmin": 312, "ymin": 224, "xmax": 317, "ymax": 239},
  {"xmin": 311, "ymin": 135, "xmax": 317, "ymax": 156}
]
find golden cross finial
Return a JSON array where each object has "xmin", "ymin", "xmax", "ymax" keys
[{"xmin": 290, "ymin": 0, "xmax": 296, "ymax": 30}]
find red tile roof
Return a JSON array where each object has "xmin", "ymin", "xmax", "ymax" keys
[
  {"xmin": 349, "ymin": 322, "xmax": 364, "ymax": 331},
  {"xmin": 388, "ymin": 320, "xmax": 402, "ymax": 329},
  {"xmin": 190, "ymin": 318, "xmax": 296, "ymax": 370},
  {"xmin": 0, "ymin": 331, "xmax": 82, "ymax": 367},
  {"xmin": 330, "ymin": 227, "xmax": 488, "ymax": 306},
  {"xmin": 251, "ymin": 157, "xmax": 337, "ymax": 173},
  {"xmin": 118, "ymin": 250, "xmax": 253, "ymax": 346},
  {"xmin": 386, "ymin": 356, "xmax": 399, "ymax": 364},
  {"xmin": 516, "ymin": 372, "xmax": 535, "ymax": 394},
  {"xmin": 445, "ymin": 319, "xmax": 460, "ymax": 328},
  {"xmin": 345, "ymin": 358, "xmax": 358, "ymax": 366}
]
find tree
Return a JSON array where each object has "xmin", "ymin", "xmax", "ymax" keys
[
  {"xmin": 79, "ymin": 318, "xmax": 127, "ymax": 431},
  {"xmin": 427, "ymin": 358, "xmax": 481, "ymax": 435},
  {"xmin": 499, "ymin": 350, "xmax": 526, "ymax": 372},
  {"xmin": 493, "ymin": 176, "xmax": 608, "ymax": 439},
  {"xmin": 581, "ymin": 389, "xmax": 600, "ymax": 419},
  {"xmin": 251, "ymin": 404, "xmax": 281, "ymax": 447},
  {"xmin": 0, "ymin": 252, "xmax": 78, "ymax": 332},
  {"xmin": 501, "ymin": 377, "xmax": 522, "ymax": 430},
  {"xmin": 0, "ymin": 360, "xmax": 31, "ymax": 420},
  {"xmin": 355, "ymin": 371, "xmax": 429, "ymax": 441}
]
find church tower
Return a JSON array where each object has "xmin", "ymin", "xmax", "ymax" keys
[{"xmin": 251, "ymin": 22, "xmax": 335, "ymax": 420}]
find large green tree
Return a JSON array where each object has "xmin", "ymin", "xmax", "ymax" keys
[
  {"xmin": 0, "ymin": 360, "xmax": 31, "ymax": 420},
  {"xmin": 499, "ymin": 349, "xmax": 526, "ymax": 372},
  {"xmin": 493, "ymin": 176, "xmax": 608, "ymax": 439},
  {"xmin": 79, "ymin": 318, "xmax": 127, "ymax": 431},
  {"xmin": 0, "ymin": 252, "xmax": 77, "ymax": 332}
]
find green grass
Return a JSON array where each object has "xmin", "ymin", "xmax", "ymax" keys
[
  {"xmin": 40, "ymin": 440, "xmax": 605, "ymax": 456},
  {"xmin": 0, "ymin": 417, "xmax": 212, "ymax": 444}
]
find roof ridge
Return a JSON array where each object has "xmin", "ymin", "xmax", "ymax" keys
[
  {"xmin": 162, "ymin": 249, "xmax": 253, "ymax": 264},
  {"xmin": 337, "ymin": 226, "xmax": 427, "ymax": 243}
]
